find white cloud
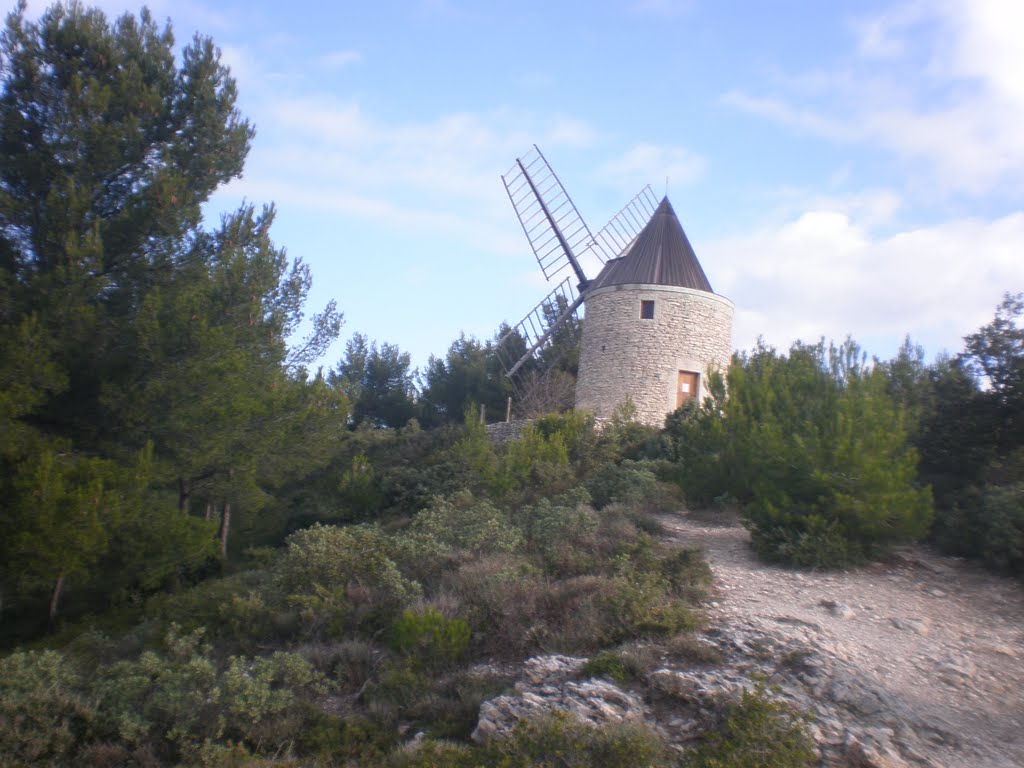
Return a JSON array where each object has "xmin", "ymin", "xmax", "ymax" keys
[
  {"xmin": 941, "ymin": 0, "xmax": 1024, "ymax": 104},
  {"xmin": 704, "ymin": 204, "xmax": 1024, "ymax": 358},
  {"xmin": 319, "ymin": 49, "xmax": 362, "ymax": 69},
  {"xmin": 719, "ymin": 91, "xmax": 858, "ymax": 142},
  {"xmin": 850, "ymin": 2, "xmax": 928, "ymax": 59},
  {"xmin": 213, "ymin": 99, "xmax": 608, "ymax": 264},
  {"xmin": 722, "ymin": 0, "xmax": 1024, "ymax": 198},
  {"xmin": 246, "ymin": 99, "xmax": 600, "ymax": 217},
  {"xmin": 597, "ymin": 143, "xmax": 707, "ymax": 191}
]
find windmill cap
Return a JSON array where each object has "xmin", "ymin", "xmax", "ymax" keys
[{"xmin": 587, "ymin": 196, "xmax": 713, "ymax": 293}]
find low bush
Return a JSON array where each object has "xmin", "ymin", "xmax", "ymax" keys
[
  {"xmin": 409, "ymin": 493, "xmax": 522, "ymax": 556},
  {"xmin": 388, "ymin": 711, "xmax": 669, "ymax": 768},
  {"xmin": 276, "ymin": 523, "xmax": 420, "ymax": 636},
  {"xmin": 364, "ymin": 661, "xmax": 433, "ymax": 726},
  {"xmin": 389, "ymin": 606, "xmax": 471, "ymax": 670},
  {"xmin": 387, "ymin": 738, "xmax": 476, "ymax": 767},
  {"xmin": 748, "ymin": 513, "xmax": 856, "ymax": 569},
  {"xmin": 587, "ymin": 460, "xmax": 679, "ymax": 512},
  {"xmin": 581, "ymin": 650, "xmax": 634, "ymax": 683},
  {"xmin": 933, "ymin": 482, "xmax": 1024, "ymax": 577},
  {"xmin": 0, "ymin": 650, "xmax": 95, "ymax": 766},
  {"xmin": 662, "ymin": 633, "xmax": 723, "ymax": 665},
  {"xmin": 297, "ymin": 639, "xmax": 376, "ymax": 693},
  {"xmin": 518, "ymin": 492, "xmax": 599, "ymax": 575},
  {"xmin": 683, "ymin": 684, "xmax": 816, "ymax": 768},
  {"xmin": 978, "ymin": 483, "xmax": 1024, "ymax": 575},
  {"xmin": 298, "ymin": 713, "xmax": 397, "ymax": 765},
  {"xmin": 144, "ymin": 570, "xmax": 286, "ymax": 650},
  {"xmin": 91, "ymin": 625, "xmax": 326, "ymax": 760},
  {"xmin": 479, "ymin": 710, "xmax": 668, "ymax": 767}
]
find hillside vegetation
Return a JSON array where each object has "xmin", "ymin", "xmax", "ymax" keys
[{"xmin": 2, "ymin": 3, "xmax": 1022, "ymax": 766}]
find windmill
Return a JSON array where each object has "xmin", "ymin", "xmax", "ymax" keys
[
  {"xmin": 497, "ymin": 145, "xmax": 736, "ymax": 426},
  {"xmin": 496, "ymin": 145, "xmax": 658, "ymax": 407}
]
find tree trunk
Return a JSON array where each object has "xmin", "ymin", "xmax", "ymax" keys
[
  {"xmin": 204, "ymin": 502, "xmax": 213, "ymax": 521},
  {"xmin": 48, "ymin": 574, "xmax": 65, "ymax": 629},
  {"xmin": 178, "ymin": 477, "xmax": 190, "ymax": 514},
  {"xmin": 219, "ymin": 502, "xmax": 231, "ymax": 558}
]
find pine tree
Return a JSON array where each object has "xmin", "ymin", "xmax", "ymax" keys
[{"xmin": 0, "ymin": 2, "xmax": 341, "ymax": 625}]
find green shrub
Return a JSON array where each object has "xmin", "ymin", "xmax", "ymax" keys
[
  {"xmin": 420, "ymin": 674, "xmax": 515, "ymax": 740},
  {"xmin": 94, "ymin": 626, "xmax": 223, "ymax": 754},
  {"xmin": 587, "ymin": 461, "xmax": 678, "ymax": 512},
  {"xmin": 219, "ymin": 652, "xmax": 324, "ymax": 746},
  {"xmin": 518, "ymin": 493, "xmax": 598, "ymax": 574},
  {"xmin": 581, "ymin": 650, "xmax": 633, "ymax": 683},
  {"xmin": 528, "ymin": 410, "xmax": 598, "ymax": 463},
  {"xmin": 145, "ymin": 570, "xmax": 286, "ymax": 649},
  {"xmin": 379, "ymin": 462, "xmax": 460, "ymax": 514},
  {"xmin": 604, "ymin": 575, "xmax": 701, "ymax": 640},
  {"xmin": 298, "ymin": 713, "xmax": 397, "ymax": 765},
  {"xmin": 669, "ymin": 341, "xmax": 934, "ymax": 567},
  {"xmin": 0, "ymin": 650, "xmax": 95, "ymax": 766},
  {"xmin": 276, "ymin": 523, "xmax": 420, "ymax": 636},
  {"xmin": 499, "ymin": 422, "xmax": 574, "ymax": 498},
  {"xmin": 443, "ymin": 555, "xmax": 548, "ymax": 656},
  {"xmin": 933, "ymin": 480, "xmax": 1024, "ymax": 577},
  {"xmin": 657, "ymin": 547, "xmax": 713, "ymax": 601},
  {"xmin": 410, "ymin": 493, "xmax": 522, "ymax": 556},
  {"xmin": 364, "ymin": 661, "xmax": 433, "ymax": 725},
  {"xmin": 297, "ymin": 639, "xmax": 376, "ymax": 693},
  {"xmin": 387, "ymin": 738, "xmax": 476, "ymax": 767},
  {"xmin": 662, "ymin": 633, "xmax": 723, "ymax": 665},
  {"xmin": 748, "ymin": 512, "xmax": 855, "ymax": 569},
  {"xmin": 86, "ymin": 625, "xmax": 326, "ymax": 760},
  {"xmin": 979, "ymin": 482, "xmax": 1024, "ymax": 575},
  {"xmin": 390, "ymin": 606, "xmax": 472, "ymax": 670},
  {"xmin": 684, "ymin": 684, "xmax": 816, "ymax": 768},
  {"xmin": 661, "ymin": 388, "xmax": 729, "ymax": 508},
  {"xmin": 480, "ymin": 710, "xmax": 668, "ymax": 767}
]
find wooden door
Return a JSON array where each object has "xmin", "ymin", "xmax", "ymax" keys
[{"xmin": 677, "ymin": 371, "xmax": 699, "ymax": 409}]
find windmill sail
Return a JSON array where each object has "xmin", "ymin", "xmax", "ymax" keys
[
  {"xmin": 581, "ymin": 185, "xmax": 660, "ymax": 263},
  {"xmin": 502, "ymin": 145, "xmax": 593, "ymax": 286},
  {"xmin": 496, "ymin": 277, "xmax": 583, "ymax": 393}
]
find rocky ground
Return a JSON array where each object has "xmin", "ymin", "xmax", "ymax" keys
[
  {"xmin": 472, "ymin": 510, "xmax": 1024, "ymax": 767},
  {"xmin": 661, "ymin": 511, "xmax": 1024, "ymax": 767}
]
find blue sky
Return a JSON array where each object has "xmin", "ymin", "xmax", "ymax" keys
[{"xmin": 34, "ymin": 0, "xmax": 1024, "ymax": 371}]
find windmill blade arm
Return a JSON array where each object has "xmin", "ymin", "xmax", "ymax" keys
[
  {"xmin": 581, "ymin": 185, "xmax": 660, "ymax": 263},
  {"xmin": 502, "ymin": 145, "xmax": 594, "ymax": 285},
  {"xmin": 505, "ymin": 291, "xmax": 585, "ymax": 378},
  {"xmin": 496, "ymin": 277, "xmax": 582, "ymax": 384}
]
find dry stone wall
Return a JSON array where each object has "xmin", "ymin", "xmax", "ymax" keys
[
  {"xmin": 485, "ymin": 419, "xmax": 532, "ymax": 445},
  {"xmin": 575, "ymin": 284, "xmax": 733, "ymax": 427}
]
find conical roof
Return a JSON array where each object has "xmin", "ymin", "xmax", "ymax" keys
[{"xmin": 586, "ymin": 197, "xmax": 712, "ymax": 293}]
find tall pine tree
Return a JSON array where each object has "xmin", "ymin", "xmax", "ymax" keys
[{"xmin": 0, "ymin": 2, "xmax": 342, "ymax": 629}]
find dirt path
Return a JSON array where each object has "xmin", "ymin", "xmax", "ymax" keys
[{"xmin": 661, "ymin": 512, "xmax": 1024, "ymax": 768}]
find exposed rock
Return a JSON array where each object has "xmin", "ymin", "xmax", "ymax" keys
[
  {"xmin": 935, "ymin": 655, "xmax": 977, "ymax": 687},
  {"xmin": 821, "ymin": 599, "xmax": 856, "ymax": 619},
  {"xmin": 890, "ymin": 617, "xmax": 930, "ymax": 636},
  {"xmin": 846, "ymin": 730, "xmax": 913, "ymax": 768},
  {"xmin": 520, "ymin": 654, "xmax": 585, "ymax": 684},
  {"xmin": 472, "ymin": 655, "xmax": 650, "ymax": 743},
  {"xmin": 979, "ymin": 643, "xmax": 1018, "ymax": 659},
  {"xmin": 471, "ymin": 515, "xmax": 1023, "ymax": 768}
]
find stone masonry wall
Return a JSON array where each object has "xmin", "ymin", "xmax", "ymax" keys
[
  {"xmin": 575, "ymin": 284, "xmax": 733, "ymax": 427},
  {"xmin": 485, "ymin": 419, "xmax": 532, "ymax": 445}
]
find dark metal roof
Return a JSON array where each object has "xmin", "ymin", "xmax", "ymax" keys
[{"xmin": 585, "ymin": 197, "xmax": 713, "ymax": 293}]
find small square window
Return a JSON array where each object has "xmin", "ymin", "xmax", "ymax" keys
[{"xmin": 640, "ymin": 300, "xmax": 655, "ymax": 320}]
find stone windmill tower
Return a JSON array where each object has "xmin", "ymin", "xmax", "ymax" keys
[{"xmin": 497, "ymin": 146, "xmax": 733, "ymax": 427}]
